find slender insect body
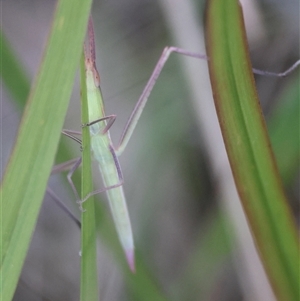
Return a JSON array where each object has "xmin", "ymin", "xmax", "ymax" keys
[
  {"xmin": 106, "ymin": 187, "xmax": 134, "ymax": 252},
  {"xmin": 83, "ymin": 23, "xmax": 135, "ymax": 270},
  {"xmin": 93, "ymin": 132, "xmax": 133, "ymax": 253},
  {"xmin": 90, "ymin": 129, "xmax": 111, "ymax": 162},
  {"xmin": 90, "ymin": 130, "xmax": 134, "ymax": 269}
]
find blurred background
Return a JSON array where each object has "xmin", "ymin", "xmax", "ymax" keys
[{"xmin": 1, "ymin": 0, "xmax": 299, "ymax": 300}]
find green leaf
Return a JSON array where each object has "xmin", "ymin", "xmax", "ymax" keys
[
  {"xmin": 0, "ymin": 0, "xmax": 92, "ymax": 299},
  {"xmin": 206, "ymin": 1, "xmax": 299, "ymax": 300}
]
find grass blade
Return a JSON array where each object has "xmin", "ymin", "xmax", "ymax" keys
[
  {"xmin": 206, "ymin": 1, "xmax": 299, "ymax": 300},
  {"xmin": 0, "ymin": 0, "xmax": 92, "ymax": 299}
]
